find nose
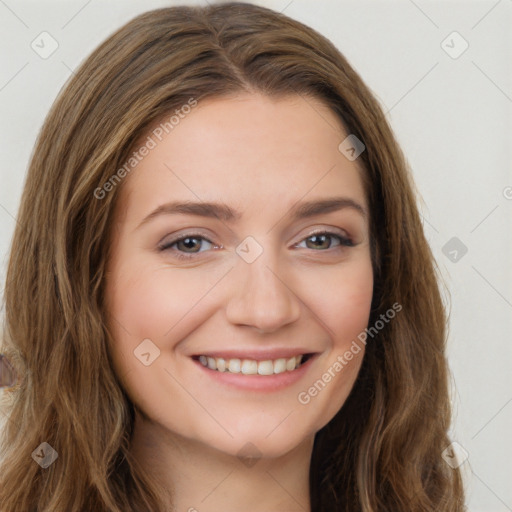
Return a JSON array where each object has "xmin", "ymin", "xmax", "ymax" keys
[{"xmin": 225, "ymin": 254, "xmax": 301, "ymax": 333}]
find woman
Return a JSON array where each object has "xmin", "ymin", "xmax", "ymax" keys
[{"xmin": 0, "ymin": 2, "xmax": 465, "ymax": 510}]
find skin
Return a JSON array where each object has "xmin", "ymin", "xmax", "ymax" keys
[{"xmin": 105, "ymin": 93, "xmax": 374, "ymax": 512}]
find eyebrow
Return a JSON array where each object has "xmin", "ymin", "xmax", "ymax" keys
[{"xmin": 136, "ymin": 196, "xmax": 367, "ymax": 230}]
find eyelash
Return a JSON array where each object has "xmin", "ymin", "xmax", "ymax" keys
[{"xmin": 158, "ymin": 230, "xmax": 355, "ymax": 261}]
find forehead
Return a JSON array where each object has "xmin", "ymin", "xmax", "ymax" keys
[{"xmin": 116, "ymin": 93, "xmax": 368, "ymax": 225}]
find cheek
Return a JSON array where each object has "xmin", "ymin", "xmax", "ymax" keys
[
  {"xmin": 107, "ymin": 260, "xmax": 220, "ymax": 338},
  {"xmin": 105, "ymin": 259, "xmax": 228, "ymax": 379},
  {"xmin": 293, "ymin": 258, "xmax": 373, "ymax": 427},
  {"xmin": 104, "ymin": 263, "xmax": 209, "ymax": 418},
  {"xmin": 300, "ymin": 256, "xmax": 374, "ymax": 343}
]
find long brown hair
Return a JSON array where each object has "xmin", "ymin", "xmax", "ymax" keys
[{"xmin": 0, "ymin": 3, "xmax": 464, "ymax": 510}]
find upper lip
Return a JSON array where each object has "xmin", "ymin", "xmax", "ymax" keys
[{"xmin": 191, "ymin": 348, "xmax": 317, "ymax": 361}]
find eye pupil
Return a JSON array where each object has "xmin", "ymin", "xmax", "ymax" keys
[
  {"xmin": 179, "ymin": 237, "xmax": 200, "ymax": 252},
  {"xmin": 307, "ymin": 234, "xmax": 330, "ymax": 249}
]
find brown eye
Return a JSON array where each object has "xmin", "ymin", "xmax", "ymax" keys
[
  {"xmin": 159, "ymin": 234, "xmax": 216, "ymax": 259},
  {"xmin": 298, "ymin": 231, "xmax": 354, "ymax": 251},
  {"xmin": 175, "ymin": 237, "xmax": 204, "ymax": 253}
]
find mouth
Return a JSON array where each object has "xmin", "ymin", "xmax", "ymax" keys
[{"xmin": 191, "ymin": 353, "xmax": 314, "ymax": 375}]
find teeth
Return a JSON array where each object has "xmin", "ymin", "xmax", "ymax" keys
[
  {"xmin": 273, "ymin": 358, "xmax": 287, "ymax": 374},
  {"xmin": 216, "ymin": 357, "xmax": 227, "ymax": 372},
  {"xmin": 241, "ymin": 359, "xmax": 258, "ymax": 375},
  {"xmin": 286, "ymin": 357, "xmax": 297, "ymax": 371},
  {"xmin": 228, "ymin": 358, "xmax": 241, "ymax": 373},
  {"xmin": 257, "ymin": 360, "xmax": 274, "ymax": 376},
  {"xmin": 197, "ymin": 354, "xmax": 305, "ymax": 374}
]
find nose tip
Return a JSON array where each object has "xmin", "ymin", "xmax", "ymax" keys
[{"xmin": 225, "ymin": 262, "xmax": 301, "ymax": 333}]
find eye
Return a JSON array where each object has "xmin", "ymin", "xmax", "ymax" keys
[
  {"xmin": 158, "ymin": 233, "xmax": 217, "ymax": 260},
  {"xmin": 158, "ymin": 229, "xmax": 355, "ymax": 260},
  {"xmin": 295, "ymin": 230, "xmax": 354, "ymax": 251}
]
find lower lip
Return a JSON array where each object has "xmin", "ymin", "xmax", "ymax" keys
[{"xmin": 192, "ymin": 355, "xmax": 317, "ymax": 392}]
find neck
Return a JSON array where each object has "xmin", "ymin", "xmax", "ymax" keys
[{"xmin": 130, "ymin": 413, "xmax": 313, "ymax": 512}]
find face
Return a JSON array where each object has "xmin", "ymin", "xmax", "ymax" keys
[{"xmin": 105, "ymin": 93, "xmax": 373, "ymax": 460}]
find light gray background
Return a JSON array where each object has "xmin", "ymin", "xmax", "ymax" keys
[{"xmin": 1, "ymin": 1, "xmax": 511, "ymax": 510}]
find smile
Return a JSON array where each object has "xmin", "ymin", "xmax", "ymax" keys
[{"xmin": 195, "ymin": 354, "xmax": 312, "ymax": 375}]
